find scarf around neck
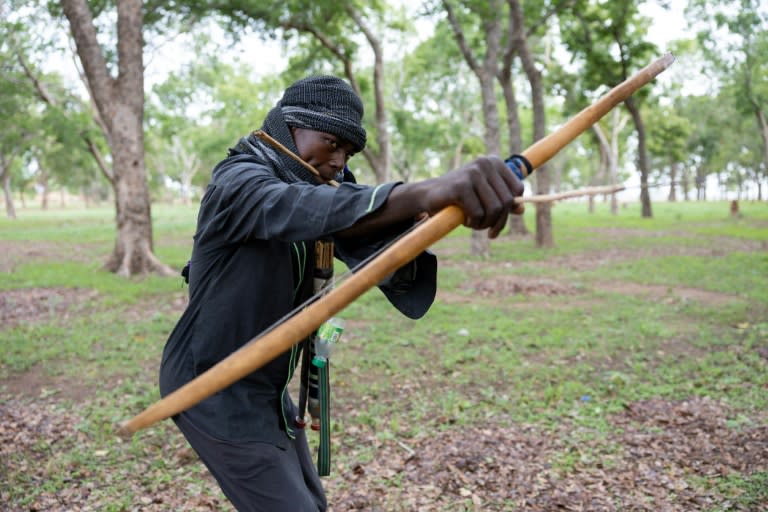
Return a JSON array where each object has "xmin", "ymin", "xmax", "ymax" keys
[{"xmin": 228, "ymin": 107, "xmax": 318, "ymax": 185}]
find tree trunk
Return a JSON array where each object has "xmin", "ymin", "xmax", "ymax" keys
[
  {"xmin": 592, "ymin": 124, "xmax": 611, "ymax": 214},
  {"xmin": 467, "ymin": 67, "xmax": 501, "ymax": 256},
  {"xmin": 443, "ymin": 0, "xmax": 505, "ymax": 258},
  {"xmin": 497, "ymin": 6, "xmax": 529, "ymax": 237},
  {"xmin": 346, "ymin": 7, "xmax": 389, "ymax": 184},
  {"xmin": 41, "ymin": 180, "xmax": 49, "ymax": 209},
  {"xmin": 506, "ymin": 214, "xmax": 529, "ymax": 237},
  {"xmin": 696, "ymin": 166, "xmax": 706, "ymax": 200},
  {"xmin": 510, "ymin": 0, "xmax": 552, "ymax": 247},
  {"xmin": 624, "ymin": 97, "xmax": 652, "ymax": 218},
  {"xmin": 2, "ymin": 168, "xmax": 16, "ymax": 219},
  {"xmin": 668, "ymin": 159, "xmax": 677, "ymax": 202},
  {"xmin": 105, "ymin": 106, "xmax": 163, "ymax": 276},
  {"xmin": 36, "ymin": 158, "xmax": 50, "ymax": 210},
  {"xmin": 61, "ymin": 0, "xmax": 173, "ymax": 276},
  {"xmin": 751, "ymin": 98, "xmax": 768, "ymax": 183},
  {"xmin": 608, "ymin": 109, "xmax": 628, "ymax": 214}
]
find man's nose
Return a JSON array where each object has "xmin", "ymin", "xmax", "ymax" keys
[{"xmin": 329, "ymin": 148, "xmax": 347, "ymax": 168}]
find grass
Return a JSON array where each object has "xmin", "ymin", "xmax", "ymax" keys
[{"xmin": 1, "ymin": 199, "xmax": 767, "ymax": 510}]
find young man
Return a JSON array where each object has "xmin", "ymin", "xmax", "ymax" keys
[{"xmin": 159, "ymin": 75, "xmax": 524, "ymax": 511}]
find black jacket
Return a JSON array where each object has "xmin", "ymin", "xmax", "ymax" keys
[{"xmin": 159, "ymin": 154, "xmax": 436, "ymax": 445}]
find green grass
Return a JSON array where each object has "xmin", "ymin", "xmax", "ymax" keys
[{"xmin": 1, "ymin": 199, "xmax": 767, "ymax": 510}]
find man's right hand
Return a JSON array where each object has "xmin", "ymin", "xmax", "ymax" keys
[
  {"xmin": 419, "ymin": 156, "xmax": 525, "ymax": 238},
  {"xmin": 336, "ymin": 155, "xmax": 524, "ymax": 239}
]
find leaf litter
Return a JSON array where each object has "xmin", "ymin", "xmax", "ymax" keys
[{"xmin": 1, "ymin": 394, "xmax": 765, "ymax": 511}]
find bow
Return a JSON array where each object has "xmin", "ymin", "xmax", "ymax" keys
[{"xmin": 117, "ymin": 53, "xmax": 675, "ymax": 436}]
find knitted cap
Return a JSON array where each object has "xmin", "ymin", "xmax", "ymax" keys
[{"xmin": 278, "ymin": 76, "xmax": 367, "ymax": 152}]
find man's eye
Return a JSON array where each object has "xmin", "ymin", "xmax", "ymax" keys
[{"xmin": 325, "ymin": 138, "xmax": 338, "ymax": 149}]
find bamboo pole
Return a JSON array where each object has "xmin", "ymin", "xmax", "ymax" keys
[{"xmin": 117, "ymin": 53, "xmax": 675, "ymax": 436}]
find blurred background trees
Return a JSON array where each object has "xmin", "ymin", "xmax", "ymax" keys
[{"xmin": 1, "ymin": 0, "xmax": 765, "ymax": 273}]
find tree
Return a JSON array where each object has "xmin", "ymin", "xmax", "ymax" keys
[
  {"xmin": 13, "ymin": 45, "xmax": 108, "ymax": 208},
  {"xmin": 561, "ymin": 0, "xmax": 659, "ymax": 217},
  {"xmin": 0, "ymin": 19, "xmax": 41, "ymax": 219},
  {"xmin": 146, "ymin": 53, "xmax": 283, "ymax": 202},
  {"xmin": 646, "ymin": 104, "xmax": 691, "ymax": 201},
  {"xmin": 687, "ymin": 0, "xmax": 768, "ymax": 200},
  {"xmin": 439, "ymin": 0, "xmax": 511, "ymax": 256},
  {"xmin": 506, "ymin": 0, "xmax": 572, "ymax": 247},
  {"xmin": 438, "ymin": 0, "xmax": 571, "ymax": 250},
  {"xmin": 189, "ymin": 0, "xmax": 398, "ymax": 185},
  {"xmin": 391, "ymin": 22, "xmax": 485, "ymax": 183},
  {"xmin": 58, "ymin": 0, "xmax": 173, "ymax": 276},
  {"xmin": 591, "ymin": 108, "xmax": 630, "ymax": 212}
]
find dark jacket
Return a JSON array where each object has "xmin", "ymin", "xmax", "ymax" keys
[{"xmin": 159, "ymin": 154, "xmax": 436, "ymax": 446}]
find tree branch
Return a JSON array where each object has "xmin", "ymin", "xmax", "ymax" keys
[
  {"xmin": 60, "ymin": 0, "xmax": 116, "ymax": 127},
  {"xmin": 442, "ymin": 0, "xmax": 480, "ymax": 74}
]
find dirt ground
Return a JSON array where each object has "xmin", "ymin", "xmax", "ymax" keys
[
  {"xmin": 1, "ymin": 235, "xmax": 766, "ymax": 511},
  {"xmin": 2, "ymin": 393, "xmax": 766, "ymax": 511}
]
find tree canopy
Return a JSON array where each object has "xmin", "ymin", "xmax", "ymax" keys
[{"xmin": 1, "ymin": 0, "xmax": 765, "ymax": 264}]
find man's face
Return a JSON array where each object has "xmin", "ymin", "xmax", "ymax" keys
[{"xmin": 291, "ymin": 127, "xmax": 357, "ymax": 182}]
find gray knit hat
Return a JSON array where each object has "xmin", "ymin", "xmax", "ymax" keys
[{"xmin": 278, "ymin": 76, "xmax": 367, "ymax": 152}]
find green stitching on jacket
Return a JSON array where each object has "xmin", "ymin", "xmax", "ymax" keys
[
  {"xmin": 291, "ymin": 242, "xmax": 306, "ymax": 300},
  {"xmin": 366, "ymin": 184, "xmax": 387, "ymax": 212}
]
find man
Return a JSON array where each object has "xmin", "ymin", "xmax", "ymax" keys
[{"xmin": 159, "ymin": 75, "xmax": 524, "ymax": 511}]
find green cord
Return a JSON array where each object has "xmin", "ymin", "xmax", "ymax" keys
[{"xmin": 317, "ymin": 363, "xmax": 331, "ymax": 476}]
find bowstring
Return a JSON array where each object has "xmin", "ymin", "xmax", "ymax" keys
[
  {"xmin": 246, "ymin": 178, "xmax": 681, "ymax": 347},
  {"xmin": 243, "ymin": 215, "xmax": 429, "ymax": 348}
]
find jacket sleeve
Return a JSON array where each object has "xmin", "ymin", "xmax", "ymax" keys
[
  {"xmin": 334, "ymin": 223, "xmax": 438, "ymax": 320},
  {"xmin": 193, "ymin": 156, "xmax": 399, "ymax": 250}
]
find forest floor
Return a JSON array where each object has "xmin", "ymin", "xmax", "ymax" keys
[{"xmin": 1, "ymin": 204, "xmax": 767, "ymax": 511}]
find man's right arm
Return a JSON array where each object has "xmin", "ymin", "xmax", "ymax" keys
[{"xmin": 336, "ymin": 155, "xmax": 524, "ymax": 240}]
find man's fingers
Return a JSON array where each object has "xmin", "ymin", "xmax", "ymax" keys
[
  {"xmin": 470, "ymin": 177, "xmax": 504, "ymax": 228},
  {"xmin": 459, "ymin": 188, "xmax": 485, "ymax": 229},
  {"xmin": 487, "ymin": 211, "xmax": 508, "ymax": 238}
]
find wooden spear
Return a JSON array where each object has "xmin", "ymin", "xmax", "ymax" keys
[{"xmin": 117, "ymin": 53, "xmax": 675, "ymax": 436}]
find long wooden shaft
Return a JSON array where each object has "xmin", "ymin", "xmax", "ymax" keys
[
  {"xmin": 520, "ymin": 185, "xmax": 625, "ymax": 203},
  {"xmin": 117, "ymin": 53, "xmax": 674, "ymax": 436}
]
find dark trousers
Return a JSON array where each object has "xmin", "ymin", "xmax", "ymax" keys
[{"xmin": 175, "ymin": 413, "xmax": 327, "ymax": 512}]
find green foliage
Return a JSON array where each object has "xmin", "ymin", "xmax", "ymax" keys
[
  {"xmin": 146, "ymin": 51, "xmax": 286, "ymax": 197},
  {"xmin": 560, "ymin": 0, "xmax": 659, "ymax": 92},
  {"xmin": 0, "ymin": 8, "xmax": 110, "ymax": 210},
  {"xmin": 3, "ymin": 0, "xmax": 765, "ymax": 208}
]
